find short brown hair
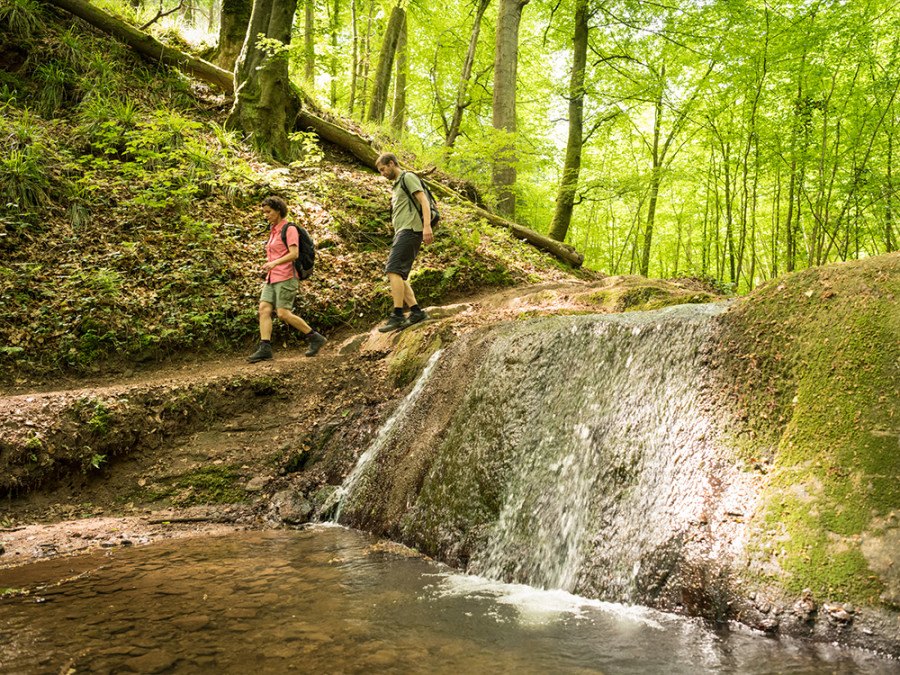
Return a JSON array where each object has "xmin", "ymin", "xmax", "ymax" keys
[
  {"xmin": 376, "ymin": 152, "xmax": 399, "ymax": 168},
  {"xmin": 261, "ymin": 195, "xmax": 288, "ymax": 217}
]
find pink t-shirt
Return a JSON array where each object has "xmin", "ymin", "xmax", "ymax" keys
[{"xmin": 265, "ymin": 220, "xmax": 299, "ymax": 283}]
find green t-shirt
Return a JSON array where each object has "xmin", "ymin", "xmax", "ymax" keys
[{"xmin": 391, "ymin": 172, "xmax": 426, "ymax": 233}]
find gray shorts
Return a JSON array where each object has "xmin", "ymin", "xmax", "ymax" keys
[
  {"xmin": 259, "ymin": 278, "xmax": 299, "ymax": 309},
  {"xmin": 385, "ymin": 229, "xmax": 423, "ymax": 281}
]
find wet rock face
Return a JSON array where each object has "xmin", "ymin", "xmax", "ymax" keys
[
  {"xmin": 404, "ymin": 305, "xmax": 744, "ymax": 601},
  {"xmin": 342, "ymin": 304, "xmax": 754, "ymax": 606}
]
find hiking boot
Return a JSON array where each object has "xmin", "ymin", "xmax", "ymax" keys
[
  {"xmin": 247, "ymin": 341, "xmax": 273, "ymax": 363},
  {"xmin": 377, "ymin": 313, "xmax": 407, "ymax": 333},
  {"xmin": 405, "ymin": 309, "xmax": 428, "ymax": 326},
  {"xmin": 305, "ymin": 332, "xmax": 327, "ymax": 357}
]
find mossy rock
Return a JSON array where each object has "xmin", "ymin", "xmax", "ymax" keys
[{"xmin": 715, "ymin": 253, "xmax": 900, "ymax": 606}]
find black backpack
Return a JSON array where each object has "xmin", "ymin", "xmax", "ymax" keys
[
  {"xmin": 399, "ymin": 171, "xmax": 441, "ymax": 228},
  {"xmin": 280, "ymin": 222, "xmax": 315, "ymax": 280}
]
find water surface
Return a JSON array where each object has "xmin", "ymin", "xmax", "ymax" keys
[{"xmin": 0, "ymin": 526, "xmax": 895, "ymax": 674}]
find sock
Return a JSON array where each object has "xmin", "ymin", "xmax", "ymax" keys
[
  {"xmin": 305, "ymin": 331, "xmax": 318, "ymax": 340},
  {"xmin": 261, "ymin": 339, "xmax": 271, "ymax": 345},
  {"xmin": 411, "ymin": 305, "xmax": 421, "ymax": 313},
  {"xmin": 393, "ymin": 307, "xmax": 405, "ymax": 317}
]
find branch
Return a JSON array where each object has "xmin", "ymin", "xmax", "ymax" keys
[{"xmin": 139, "ymin": 0, "xmax": 184, "ymax": 31}]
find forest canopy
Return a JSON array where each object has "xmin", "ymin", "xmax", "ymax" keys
[{"xmin": 8, "ymin": 0, "xmax": 900, "ymax": 292}]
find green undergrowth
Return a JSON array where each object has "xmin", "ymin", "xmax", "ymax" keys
[
  {"xmin": 0, "ymin": 7, "xmax": 590, "ymax": 384},
  {"xmin": 714, "ymin": 253, "xmax": 900, "ymax": 605}
]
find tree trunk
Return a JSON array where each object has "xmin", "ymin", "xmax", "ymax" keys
[
  {"xmin": 217, "ymin": 0, "xmax": 253, "ymax": 71},
  {"xmin": 390, "ymin": 11, "xmax": 407, "ymax": 132},
  {"xmin": 304, "ymin": 0, "xmax": 315, "ymax": 82},
  {"xmin": 492, "ymin": 0, "xmax": 529, "ymax": 218},
  {"xmin": 445, "ymin": 0, "xmax": 490, "ymax": 148},
  {"xmin": 227, "ymin": 0, "xmax": 301, "ymax": 162},
  {"xmin": 367, "ymin": 2, "xmax": 404, "ymax": 123},
  {"xmin": 359, "ymin": 0, "xmax": 375, "ymax": 117},
  {"xmin": 329, "ymin": 0, "xmax": 340, "ymax": 106},
  {"xmin": 887, "ymin": 129, "xmax": 896, "ymax": 251},
  {"xmin": 297, "ymin": 110, "xmax": 380, "ymax": 167},
  {"xmin": 42, "ymin": 0, "xmax": 234, "ymax": 92},
  {"xmin": 349, "ymin": 0, "xmax": 358, "ymax": 114},
  {"xmin": 548, "ymin": 0, "xmax": 588, "ymax": 243},
  {"xmin": 639, "ymin": 75, "xmax": 664, "ymax": 277}
]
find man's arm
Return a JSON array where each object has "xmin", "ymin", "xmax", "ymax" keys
[{"xmin": 414, "ymin": 190, "xmax": 433, "ymax": 245}]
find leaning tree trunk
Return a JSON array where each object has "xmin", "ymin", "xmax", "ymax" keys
[
  {"xmin": 548, "ymin": 0, "xmax": 588, "ymax": 243},
  {"xmin": 390, "ymin": 11, "xmax": 407, "ymax": 132},
  {"xmin": 41, "ymin": 0, "xmax": 233, "ymax": 92},
  {"xmin": 217, "ymin": 0, "xmax": 253, "ymax": 71},
  {"xmin": 366, "ymin": 2, "xmax": 405, "ymax": 123},
  {"xmin": 446, "ymin": 0, "xmax": 490, "ymax": 148},
  {"xmin": 492, "ymin": 0, "xmax": 529, "ymax": 218},
  {"xmin": 227, "ymin": 0, "xmax": 301, "ymax": 162}
]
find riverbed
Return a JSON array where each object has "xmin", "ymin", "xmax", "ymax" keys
[{"xmin": 0, "ymin": 525, "xmax": 896, "ymax": 674}]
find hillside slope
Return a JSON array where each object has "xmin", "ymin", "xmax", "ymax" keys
[{"xmin": 0, "ymin": 2, "xmax": 596, "ymax": 390}]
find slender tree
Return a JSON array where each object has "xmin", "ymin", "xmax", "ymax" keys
[
  {"xmin": 445, "ymin": 0, "xmax": 491, "ymax": 148},
  {"xmin": 367, "ymin": 1, "xmax": 405, "ymax": 123},
  {"xmin": 492, "ymin": 0, "xmax": 530, "ymax": 218},
  {"xmin": 329, "ymin": 0, "xmax": 340, "ymax": 105},
  {"xmin": 390, "ymin": 10, "xmax": 408, "ymax": 132},
  {"xmin": 548, "ymin": 0, "xmax": 588, "ymax": 242},
  {"xmin": 304, "ymin": 0, "xmax": 315, "ymax": 82}
]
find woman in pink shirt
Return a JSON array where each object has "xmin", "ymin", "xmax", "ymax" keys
[{"xmin": 247, "ymin": 196, "xmax": 327, "ymax": 362}]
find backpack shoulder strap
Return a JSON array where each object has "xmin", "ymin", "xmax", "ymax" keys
[
  {"xmin": 398, "ymin": 171, "xmax": 423, "ymax": 216},
  {"xmin": 280, "ymin": 222, "xmax": 299, "ymax": 246}
]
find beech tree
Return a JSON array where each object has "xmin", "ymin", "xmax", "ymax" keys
[
  {"xmin": 547, "ymin": 0, "xmax": 588, "ymax": 243},
  {"xmin": 367, "ymin": 2, "xmax": 405, "ymax": 123},
  {"xmin": 390, "ymin": 11, "xmax": 408, "ymax": 132},
  {"xmin": 445, "ymin": 0, "xmax": 491, "ymax": 148},
  {"xmin": 492, "ymin": 0, "xmax": 529, "ymax": 218},
  {"xmin": 217, "ymin": 0, "xmax": 252, "ymax": 71},
  {"xmin": 226, "ymin": 0, "xmax": 301, "ymax": 161}
]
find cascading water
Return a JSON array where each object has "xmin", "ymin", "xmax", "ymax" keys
[
  {"xmin": 331, "ymin": 349, "xmax": 444, "ymax": 522},
  {"xmin": 400, "ymin": 303, "xmax": 735, "ymax": 602}
]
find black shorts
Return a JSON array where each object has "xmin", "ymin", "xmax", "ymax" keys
[{"xmin": 385, "ymin": 229, "xmax": 423, "ymax": 280}]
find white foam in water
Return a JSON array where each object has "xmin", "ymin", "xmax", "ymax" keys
[{"xmin": 428, "ymin": 570, "xmax": 666, "ymax": 630}]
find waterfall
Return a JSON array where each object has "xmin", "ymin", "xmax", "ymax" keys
[
  {"xmin": 402, "ymin": 303, "xmax": 732, "ymax": 600},
  {"xmin": 332, "ymin": 349, "xmax": 444, "ymax": 522}
]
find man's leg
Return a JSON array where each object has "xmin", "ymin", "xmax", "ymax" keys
[
  {"xmin": 389, "ymin": 272, "xmax": 409, "ymax": 310},
  {"xmin": 401, "ymin": 279, "xmax": 418, "ymax": 308}
]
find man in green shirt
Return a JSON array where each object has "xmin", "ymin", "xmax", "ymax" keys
[{"xmin": 375, "ymin": 152, "xmax": 434, "ymax": 332}]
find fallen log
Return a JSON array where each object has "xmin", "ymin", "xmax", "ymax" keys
[
  {"xmin": 296, "ymin": 110, "xmax": 380, "ymax": 170},
  {"xmin": 465, "ymin": 206, "xmax": 585, "ymax": 267},
  {"xmin": 296, "ymin": 110, "xmax": 585, "ymax": 268},
  {"xmin": 42, "ymin": 0, "xmax": 234, "ymax": 94}
]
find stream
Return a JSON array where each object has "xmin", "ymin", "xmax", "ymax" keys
[{"xmin": 1, "ymin": 525, "xmax": 896, "ymax": 674}]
